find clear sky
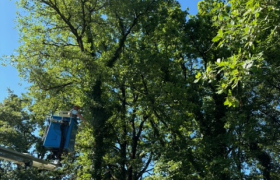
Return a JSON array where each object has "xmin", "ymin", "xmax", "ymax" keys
[
  {"xmin": 0, "ymin": 0, "xmax": 200, "ymax": 102},
  {"xmin": 0, "ymin": 0, "xmax": 25, "ymax": 101}
]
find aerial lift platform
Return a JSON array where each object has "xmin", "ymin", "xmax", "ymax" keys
[{"xmin": 0, "ymin": 110, "xmax": 78, "ymax": 171}]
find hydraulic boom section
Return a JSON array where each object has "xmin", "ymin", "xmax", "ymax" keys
[{"xmin": 0, "ymin": 146, "xmax": 57, "ymax": 171}]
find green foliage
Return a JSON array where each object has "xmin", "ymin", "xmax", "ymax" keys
[
  {"xmin": 0, "ymin": 91, "xmax": 36, "ymax": 152},
  {"xmin": 0, "ymin": 92, "xmax": 63, "ymax": 179},
  {"xmin": 2, "ymin": 0, "xmax": 280, "ymax": 179}
]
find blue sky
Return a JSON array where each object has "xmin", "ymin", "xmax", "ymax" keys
[
  {"xmin": 0, "ymin": 0, "xmax": 24, "ymax": 101},
  {"xmin": 0, "ymin": 0, "xmax": 200, "ymax": 102}
]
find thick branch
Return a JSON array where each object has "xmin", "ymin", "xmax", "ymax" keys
[
  {"xmin": 106, "ymin": 12, "xmax": 142, "ymax": 67},
  {"xmin": 41, "ymin": 0, "xmax": 84, "ymax": 51},
  {"xmin": 42, "ymin": 82, "xmax": 73, "ymax": 91},
  {"xmin": 137, "ymin": 153, "xmax": 153, "ymax": 179}
]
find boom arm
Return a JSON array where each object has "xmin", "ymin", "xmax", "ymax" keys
[{"xmin": 0, "ymin": 146, "xmax": 57, "ymax": 171}]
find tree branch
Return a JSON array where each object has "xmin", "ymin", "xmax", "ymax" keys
[{"xmin": 42, "ymin": 82, "xmax": 73, "ymax": 91}]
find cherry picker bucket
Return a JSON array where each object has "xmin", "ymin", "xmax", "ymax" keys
[{"xmin": 43, "ymin": 111, "xmax": 78, "ymax": 152}]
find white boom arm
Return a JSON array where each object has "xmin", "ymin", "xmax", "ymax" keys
[{"xmin": 0, "ymin": 146, "xmax": 57, "ymax": 171}]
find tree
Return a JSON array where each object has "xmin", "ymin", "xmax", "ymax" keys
[
  {"xmin": 15, "ymin": 0, "xmax": 189, "ymax": 179},
  {"xmin": 0, "ymin": 92, "xmax": 45, "ymax": 179},
  {"xmin": 10, "ymin": 0, "xmax": 280, "ymax": 179},
  {"xmin": 148, "ymin": 0, "xmax": 280, "ymax": 179},
  {"xmin": 0, "ymin": 91, "xmax": 36, "ymax": 152},
  {"xmin": 192, "ymin": 0, "xmax": 280, "ymax": 179}
]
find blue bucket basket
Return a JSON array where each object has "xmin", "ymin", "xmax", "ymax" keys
[{"xmin": 43, "ymin": 112, "xmax": 78, "ymax": 152}]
